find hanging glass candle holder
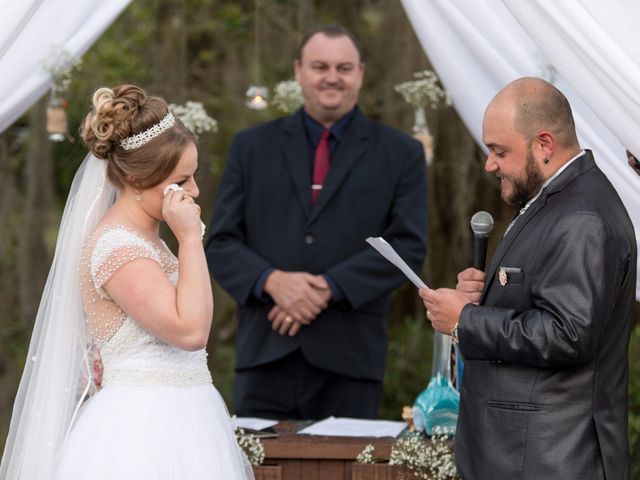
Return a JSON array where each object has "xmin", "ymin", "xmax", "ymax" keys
[
  {"xmin": 46, "ymin": 94, "xmax": 68, "ymax": 142},
  {"xmin": 245, "ymin": 85, "xmax": 269, "ymax": 110},
  {"xmin": 413, "ymin": 106, "xmax": 433, "ymax": 166}
]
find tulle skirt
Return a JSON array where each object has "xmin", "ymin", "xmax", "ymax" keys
[{"xmin": 55, "ymin": 383, "xmax": 254, "ymax": 479}]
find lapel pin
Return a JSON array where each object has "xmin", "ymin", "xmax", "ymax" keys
[{"xmin": 498, "ymin": 268, "xmax": 508, "ymax": 286}]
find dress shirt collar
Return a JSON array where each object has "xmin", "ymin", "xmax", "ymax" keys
[
  {"xmin": 302, "ymin": 106, "xmax": 358, "ymax": 147},
  {"xmin": 521, "ymin": 149, "xmax": 585, "ymax": 213}
]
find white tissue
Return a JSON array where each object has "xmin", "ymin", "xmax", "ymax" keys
[
  {"xmin": 163, "ymin": 183, "xmax": 206, "ymax": 239},
  {"xmin": 163, "ymin": 183, "xmax": 183, "ymax": 197}
]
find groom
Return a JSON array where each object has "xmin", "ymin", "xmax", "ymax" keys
[
  {"xmin": 206, "ymin": 24, "xmax": 428, "ymax": 420},
  {"xmin": 421, "ymin": 77, "xmax": 636, "ymax": 479}
]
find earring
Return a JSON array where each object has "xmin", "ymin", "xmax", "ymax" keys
[
  {"xmin": 135, "ymin": 191, "xmax": 142, "ymax": 201},
  {"xmin": 543, "ymin": 157, "xmax": 549, "ymax": 164}
]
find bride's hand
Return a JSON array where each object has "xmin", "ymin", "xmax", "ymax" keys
[{"xmin": 162, "ymin": 189, "xmax": 202, "ymax": 242}]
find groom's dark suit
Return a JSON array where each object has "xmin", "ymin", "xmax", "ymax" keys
[
  {"xmin": 206, "ymin": 108, "xmax": 428, "ymax": 416},
  {"xmin": 455, "ymin": 151, "xmax": 636, "ymax": 479}
]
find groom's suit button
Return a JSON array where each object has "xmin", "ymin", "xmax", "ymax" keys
[{"xmin": 304, "ymin": 234, "xmax": 315, "ymax": 244}]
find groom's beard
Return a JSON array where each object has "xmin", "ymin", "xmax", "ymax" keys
[{"xmin": 503, "ymin": 148, "xmax": 545, "ymax": 206}]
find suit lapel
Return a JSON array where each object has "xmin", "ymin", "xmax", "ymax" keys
[
  {"xmin": 481, "ymin": 151, "xmax": 596, "ymax": 302},
  {"xmin": 482, "ymin": 199, "xmax": 545, "ymax": 301},
  {"xmin": 281, "ymin": 110, "xmax": 312, "ymax": 218},
  {"xmin": 308, "ymin": 110, "xmax": 370, "ymax": 224}
]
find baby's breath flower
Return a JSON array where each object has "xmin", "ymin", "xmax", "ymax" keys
[
  {"xmin": 272, "ymin": 80, "xmax": 304, "ymax": 113},
  {"xmin": 389, "ymin": 431, "xmax": 459, "ymax": 480},
  {"xmin": 43, "ymin": 47, "xmax": 81, "ymax": 93},
  {"xmin": 234, "ymin": 427, "xmax": 265, "ymax": 466},
  {"xmin": 168, "ymin": 101, "xmax": 218, "ymax": 136},
  {"xmin": 356, "ymin": 444, "xmax": 376, "ymax": 464},
  {"xmin": 394, "ymin": 70, "xmax": 450, "ymax": 109}
]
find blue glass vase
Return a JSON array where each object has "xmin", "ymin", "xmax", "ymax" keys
[{"xmin": 413, "ymin": 331, "xmax": 459, "ymax": 435}]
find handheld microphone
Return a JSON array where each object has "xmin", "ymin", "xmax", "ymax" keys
[{"xmin": 470, "ymin": 211, "xmax": 494, "ymax": 271}]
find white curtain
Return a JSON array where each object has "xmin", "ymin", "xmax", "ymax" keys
[
  {"xmin": 0, "ymin": 0, "xmax": 42, "ymax": 59},
  {"xmin": 0, "ymin": 0, "xmax": 132, "ymax": 134},
  {"xmin": 503, "ymin": 0, "xmax": 640, "ymax": 162},
  {"xmin": 400, "ymin": 0, "xmax": 640, "ymax": 300}
]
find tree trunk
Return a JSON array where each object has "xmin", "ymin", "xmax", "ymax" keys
[{"xmin": 18, "ymin": 97, "xmax": 54, "ymax": 327}]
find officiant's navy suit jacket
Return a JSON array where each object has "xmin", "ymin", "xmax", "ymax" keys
[
  {"xmin": 206, "ymin": 108, "xmax": 428, "ymax": 382},
  {"xmin": 455, "ymin": 151, "xmax": 636, "ymax": 480}
]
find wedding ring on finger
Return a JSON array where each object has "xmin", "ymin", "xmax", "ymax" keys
[{"xmin": 284, "ymin": 315, "xmax": 293, "ymax": 324}]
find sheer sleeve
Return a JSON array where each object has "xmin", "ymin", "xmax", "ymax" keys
[
  {"xmin": 90, "ymin": 228, "xmax": 161, "ymax": 298},
  {"xmin": 81, "ymin": 226, "xmax": 163, "ymax": 345}
]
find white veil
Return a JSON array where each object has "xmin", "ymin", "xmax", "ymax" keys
[{"xmin": 0, "ymin": 154, "xmax": 116, "ymax": 479}]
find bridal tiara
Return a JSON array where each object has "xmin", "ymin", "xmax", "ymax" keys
[{"xmin": 120, "ymin": 112, "xmax": 176, "ymax": 151}]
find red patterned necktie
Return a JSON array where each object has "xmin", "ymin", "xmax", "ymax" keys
[{"xmin": 311, "ymin": 129, "xmax": 331, "ymax": 205}]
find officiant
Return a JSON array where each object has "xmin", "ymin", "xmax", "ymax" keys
[{"xmin": 205, "ymin": 24, "xmax": 428, "ymax": 420}]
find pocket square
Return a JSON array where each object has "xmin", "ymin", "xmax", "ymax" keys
[{"xmin": 498, "ymin": 267, "xmax": 523, "ymax": 286}]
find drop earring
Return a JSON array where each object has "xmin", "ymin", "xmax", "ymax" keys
[{"xmin": 135, "ymin": 191, "xmax": 142, "ymax": 201}]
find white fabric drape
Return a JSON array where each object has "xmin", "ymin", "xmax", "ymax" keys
[
  {"xmin": 400, "ymin": 0, "xmax": 640, "ymax": 299},
  {"xmin": 503, "ymin": 0, "xmax": 640, "ymax": 163},
  {"xmin": 0, "ymin": 0, "xmax": 132, "ymax": 134},
  {"xmin": 0, "ymin": 0, "xmax": 42, "ymax": 59}
]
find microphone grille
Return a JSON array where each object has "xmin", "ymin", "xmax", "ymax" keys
[{"xmin": 470, "ymin": 211, "xmax": 495, "ymax": 237}]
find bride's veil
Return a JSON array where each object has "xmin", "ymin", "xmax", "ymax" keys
[{"xmin": 0, "ymin": 154, "xmax": 116, "ymax": 479}]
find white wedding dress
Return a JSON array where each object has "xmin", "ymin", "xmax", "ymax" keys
[{"xmin": 54, "ymin": 225, "xmax": 254, "ymax": 479}]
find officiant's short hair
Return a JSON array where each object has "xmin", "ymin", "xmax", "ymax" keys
[{"xmin": 297, "ymin": 24, "xmax": 364, "ymax": 63}]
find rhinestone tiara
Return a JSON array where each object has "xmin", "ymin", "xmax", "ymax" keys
[{"xmin": 120, "ymin": 112, "xmax": 175, "ymax": 151}]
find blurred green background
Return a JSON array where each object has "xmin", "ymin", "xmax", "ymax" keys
[{"xmin": 0, "ymin": 0, "xmax": 637, "ymax": 474}]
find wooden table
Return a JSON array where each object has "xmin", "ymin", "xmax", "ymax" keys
[{"xmin": 251, "ymin": 422, "xmax": 398, "ymax": 480}]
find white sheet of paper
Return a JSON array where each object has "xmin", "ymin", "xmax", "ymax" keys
[
  {"xmin": 232, "ymin": 417, "xmax": 278, "ymax": 431},
  {"xmin": 366, "ymin": 237, "xmax": 428, "ymax": 289},
  {"xmin": 298, "ymin": 417, "xmax": 407, "ymax": 438}
]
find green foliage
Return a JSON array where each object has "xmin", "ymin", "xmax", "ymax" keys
[
  {"xmin": 208, "ymin": 340, "xmax": 236, "ymax": 409},
  {"xmin": 380, "ymin": 315, "xmax": 433, "ymax": 420}
]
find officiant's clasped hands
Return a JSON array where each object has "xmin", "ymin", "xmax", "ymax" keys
[{"xmin": 264, "ymin": 270, "xmax": 331, "ymax": 336}]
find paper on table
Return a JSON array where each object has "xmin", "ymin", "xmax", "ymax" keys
[
  {"xmin": 232, "ymin": 417, "xmax": 278, "ymax": 431},
  {"xmin": 366, "ymin": 237, "xmax": 428, "ymax": 289},
  {"xmin": 298, "ymin": 417, "xmax": 407, "ymax": 438}
]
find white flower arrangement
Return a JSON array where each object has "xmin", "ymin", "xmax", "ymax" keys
[
  {"xmin": 234, "ymin": 427, "xmax": 265, "ymax": 466},
  {"xmin": 356, "ymin": 444, "xmax": 377, "ymax": 464},
  {"xmin": 389, "ymin": 427, "xmax": 458, "ymax": 480},
  {"xmin": 394, "ymin": 70, "xmax": 451, "ymax": 110},
  {"xmin": 272, "ymin": 80, "xmax": 304, "ymax": 113},
  {"xmin": 43, "ymin": 47, "xmax": 82, "ymax": 93},
  {"xmin": 356, "ymin": 426, "xmax": 459, "ymax": 480},
  {"xmin": 168, "ymin": 101, "xmax": 218, "ymax": 136}
]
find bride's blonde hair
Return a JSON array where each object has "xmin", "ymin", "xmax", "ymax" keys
[{"xmin": 81, "ymin": 84, "xmax": 196, "ymax": 189}]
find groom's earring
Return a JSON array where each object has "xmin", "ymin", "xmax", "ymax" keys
[
  {"xmin": 543, "ymin": 157, "xmax": 549, "ymax": 164},
  {"xmin": 135, "ymin": 191, "xmax": 142, "ymax": 201}
]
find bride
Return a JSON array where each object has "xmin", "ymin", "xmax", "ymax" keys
[{"xmin": 0, "ymin": 85, "xmax": 254, "ymax": 479}]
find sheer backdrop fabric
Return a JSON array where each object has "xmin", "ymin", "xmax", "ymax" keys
[{"xmin": 0, "ymin": 0, "xmax": 132, "ymax": 133}]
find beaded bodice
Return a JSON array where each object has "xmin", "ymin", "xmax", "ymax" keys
[{"xmin": 80, "ymin": 225, "xmax": 211, "ymax": 387}]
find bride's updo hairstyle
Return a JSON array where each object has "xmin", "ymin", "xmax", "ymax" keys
[{"xmin": 81, "ymin": 84, "xmax": 196, "ymax": 189}]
